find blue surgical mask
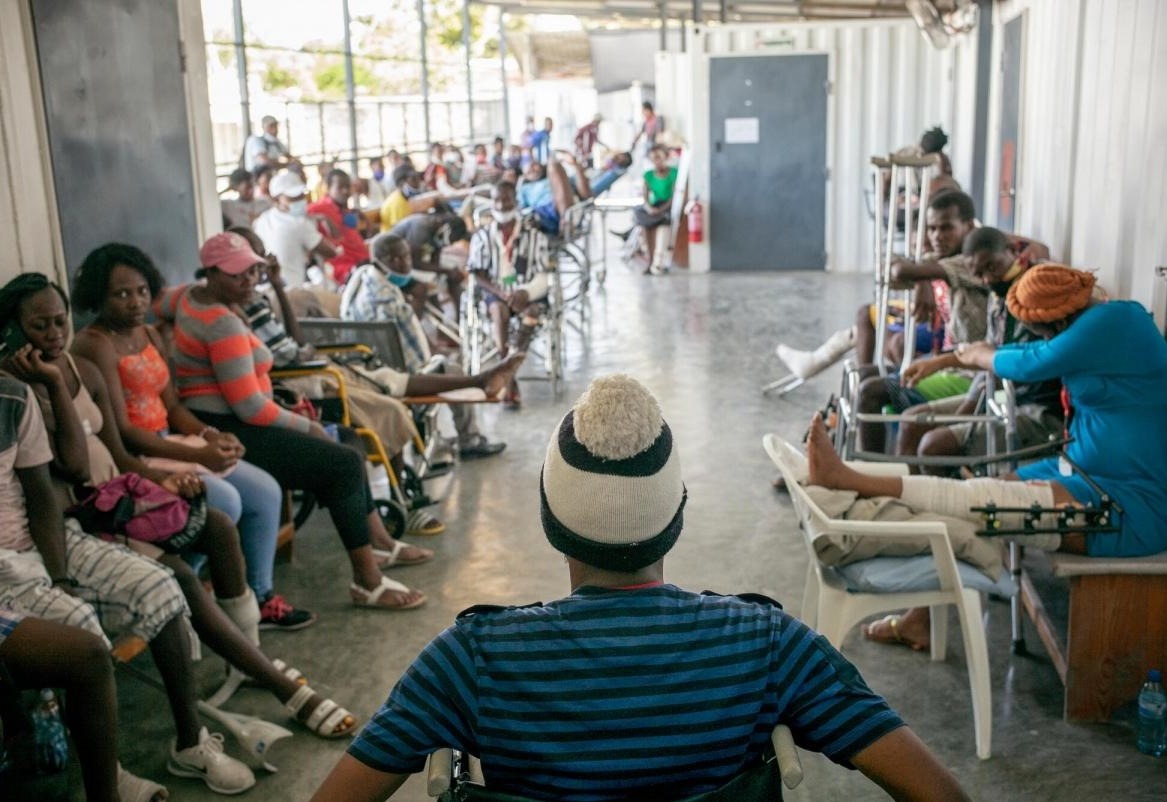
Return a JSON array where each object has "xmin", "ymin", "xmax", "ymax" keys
[
  {"xmin": 287, "ymin": 199, "xmax": 308, "ymax": 218},
  {"xmin": 401, "ymin": 184, "xmax": 418, "ymax": 199},
  {"xmin": 372, "ymin": 169, "xmax": 385, "ymax": 182},
  {"xmin": 387, "ymin": 272, "xmax": 413, "ymax": 288}
]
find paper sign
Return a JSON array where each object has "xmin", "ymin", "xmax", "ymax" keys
[{"xmin": 724, "ymin": 117, "xmax": 760, "ymax": 144}]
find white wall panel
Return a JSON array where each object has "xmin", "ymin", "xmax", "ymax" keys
[
  {"xmin": 993, "ymin": 0, "xmax": 1167, "ymax": 308},
  {"xmin": 0, "ymin": 0, "xmax": 64, "ymax": 286},
  {"xmin": 675, "ymin": 18, "xmax": 979, "ymax": 273}
]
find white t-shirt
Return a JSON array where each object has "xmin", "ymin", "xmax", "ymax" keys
[
  {"xmin": 0, "ymin": 381, "xmax": 54, "ymax": 553},
  {"xmin": 253, "ymin": 208, "xmax": 323, "ymax": 287},
  {"xmin": 221, "ymin": 197, "xmax": 272, "ymax": 229},
  {"xmin": 244, "ymin": 133, "xmax": 289, "ymax": 171}
]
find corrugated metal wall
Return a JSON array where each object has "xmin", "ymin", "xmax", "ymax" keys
[
  {"xmin": 671, "ymin": 18, "xmax": 979, "ymax": 273},
  {"xmin": 991, "ymin": 0, "xmax": 1167, "ymax": 307}
]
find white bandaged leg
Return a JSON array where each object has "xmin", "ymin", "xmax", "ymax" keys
[
  {"xmin": 900, "ymin": 476, "xmax": 1063, "ymax": 550},
  {"xmin": 217, "ymin": 590, "xmax": 261, "ymax": 646},
  {"xmin": 209, "ymin": 590, "xmax": 262, "ymax": 708}
]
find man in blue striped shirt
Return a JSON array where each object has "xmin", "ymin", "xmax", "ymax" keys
[{"xmin": 313, "ymin": 376, "xmax": 968, "ymax": 802}]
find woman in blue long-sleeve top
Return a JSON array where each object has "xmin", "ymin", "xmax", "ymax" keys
[{"xmin": 804, "ymin": 264, "xmax": 1167, "ymax": 649}]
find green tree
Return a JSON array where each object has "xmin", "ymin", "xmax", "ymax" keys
[{"xmin": 263, "ymin": 65, "xmax": 298, "ymax": 92}]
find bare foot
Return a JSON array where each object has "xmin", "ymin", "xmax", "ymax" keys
[
  {"xmin": 860, "ymin": 610, "xmax": 931, "ymax": 651},
  {"xmin": 484, "ymin": 352, "xmax": 526, "ymax": 399},
  {"xmin": 806, "ymin": 414, "xmax": 849, "ymax": 488}
]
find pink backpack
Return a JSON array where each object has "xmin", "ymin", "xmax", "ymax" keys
[{"xmin": 67, "ymin": 473, "xmax": 208, "ymax": 553}]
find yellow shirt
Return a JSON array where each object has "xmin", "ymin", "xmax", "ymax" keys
[{"xmin": 380, "ymin": 190, "xmax": 411, "ymax": 232}]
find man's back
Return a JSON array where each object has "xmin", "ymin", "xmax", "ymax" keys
[
  {"xmin": 253, "ymin": 207, "xmax": 320, "ymax": 287},
  {"xmin": 350, "ymin": 584, "xmax": 903, "ymax": 802}
]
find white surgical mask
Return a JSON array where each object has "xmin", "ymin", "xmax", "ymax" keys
[
  {"xmin": 491, "ymin": 208, "xmax": 518, "ymax": 224},
  {"xmin": 287, "ymin": 199, "xmax": 308, "ymax": 218}
]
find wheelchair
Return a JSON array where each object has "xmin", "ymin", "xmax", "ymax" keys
[
  {"xmin": 459, "ymin": 261, "xmax": 567, "ymax": 398},
  {"xmin": 271, "ymin": 323, "xmax": 454, "ymax": 536},
  {"xmin": 426, "ymin": 725, "xmax": 803, "ymax": 801}
]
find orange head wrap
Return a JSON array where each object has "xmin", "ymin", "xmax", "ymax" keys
[{"xmin": 1006, "ymin": 264, "xmax": 1096, "ymax": 324}]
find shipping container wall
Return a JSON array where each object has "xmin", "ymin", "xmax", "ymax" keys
[
  {"xmin": 673, "ymin": 18, "xmax": 979, "ymax": 273},
  {"xmin": 989, "ymin": 0, "xmax": 1167, "ymax": 308}
]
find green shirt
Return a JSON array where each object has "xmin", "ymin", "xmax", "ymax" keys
[{"xmin": 644, "ymin": 167, "xmax": 678, "ymax": 206}]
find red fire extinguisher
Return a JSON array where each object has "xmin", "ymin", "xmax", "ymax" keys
[{"xmin": 687, "ymin": 197, "xmax": 704, "ymax": 244}]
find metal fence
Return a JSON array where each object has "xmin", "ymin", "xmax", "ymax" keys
[{"xmin": 212, "ymin": 95, "xmax": 507, "ymax": 178}]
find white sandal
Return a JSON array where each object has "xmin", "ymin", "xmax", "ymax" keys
[
  {"xmin": 371, "ymin": 539, "xmax": 433, "ymax": 568},
  {"xmin": 350, "ymin": 576, "xmax": 426, "ymax": 610},
  {"xmin": 284, "ymin": 685, "xmax": 359, "ymax": 739},
  {"xmin": 118, "ymin": 764, "xmax": 169, "ymax": 801}
]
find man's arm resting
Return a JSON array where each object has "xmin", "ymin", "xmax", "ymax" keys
[
  {"xmin": 851, "ymin": 726, "xmax": 970, "ymax": 802},
  {"xmin": 18, "ymin": 463, "xmax": 69, "ymax": 580},
  {"xmin": 891, "ymin": 257, "xmax": 948, "ymax": 284},
  {"xmin": 310, "ymin": 754, "xmax": 410, "ymax": 802}
]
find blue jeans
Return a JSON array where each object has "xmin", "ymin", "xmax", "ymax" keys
[{"xmin": 201, "ymin": 461, "xmax": 282, "ymax": 600}]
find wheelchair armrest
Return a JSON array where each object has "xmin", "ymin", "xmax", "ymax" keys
[
  {"xmin": 420, "ymin": 355, "xmax": 447, "ymax": 376},
  {"xmin": 770, "ymin": 725, "xmax": 803, "ymax": 790},
  {"xmin": 426, "ymin": 748, "xmax": 452, "ymax": 797},
  {"xmin": 270, "ymin": 360, "xmax": 334, "ymax": 378}
]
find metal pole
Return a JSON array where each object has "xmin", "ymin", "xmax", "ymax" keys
[
  {"xmin": 342, "ymin": 0, "xmax": 359, "ymax": 175},
  {"xmin": 318, "ymin": 102, "xmax": 326, "ymax": 164},
  {"xmin": 693, "ymin": 0, "xmax": 702, "ymax": 26},
  {"xmin": 499, "ymin": 11, "xmax": 511, "ymax": 142},
  {"xmin": 659, "ymin": 1, "xmax": 667, "ymax": 50},
  {"xmin": 232, "ymin": 0, "xmax": 251, "ymax": 139},
  {"xmin": 462, "ymin": 0, "xmax": 475, "ymax": 143},
  {"xmin": 377, "ymin": 102, "xmax": 385, "ymax": 156},
  {"xmin": 719, "ymin": 0, "xmax": 726, "ymax": 23},
  {"xmin": 417, "ymin": 0, "xmax": 432, "ymax": 144},
  {"xmin": 681, "ymin": 16, "xmax": 686, "ymax": 52}
]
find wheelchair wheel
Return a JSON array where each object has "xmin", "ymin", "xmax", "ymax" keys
[
  {"xmin": 555, "ymin": 242, "xmax": 590, "ymax": 304},
  {"xmin": 375, "ymin": 498, "xmax": 408, "ymax": 538},
  {"xmin": 397, "ymin": 463, "xmax": 433, "ymax": 509}
]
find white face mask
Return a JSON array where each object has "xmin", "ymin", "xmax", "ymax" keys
[
  {"xmin": 287, "ymin": 199, "xmax": 308, "ymax": 218},
  {"xmin": 492, "ymin": 208, "xmax": 518, "ymax": 224}
]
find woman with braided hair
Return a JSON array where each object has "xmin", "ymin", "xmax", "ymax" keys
[{"xmin": 804, "ymin": 264, "xmax": 1167, "ymax": 650}]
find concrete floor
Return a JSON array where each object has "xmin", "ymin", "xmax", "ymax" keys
[{"xmin": 13, "ymin": 258, "xmax": 1166, "ymax": 800}]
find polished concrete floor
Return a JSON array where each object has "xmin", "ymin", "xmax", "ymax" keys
[{"xmin": 15, "ymin": 256, "xmax": 1166, "ymax": 800}]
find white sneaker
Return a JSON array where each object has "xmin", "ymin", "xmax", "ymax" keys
[{"xmin": 168, "ymin": 727, "xmax": 255, "ymax": 795}]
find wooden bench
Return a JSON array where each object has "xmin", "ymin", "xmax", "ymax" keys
[{"xmin": 1020, "ymin": 550, "xmax": 1167, "ymax": 721}]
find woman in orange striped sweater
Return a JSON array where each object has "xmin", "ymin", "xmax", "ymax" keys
[{"xmin": 159, "ymin": 233, "xmax": 437, "ymax": 611}]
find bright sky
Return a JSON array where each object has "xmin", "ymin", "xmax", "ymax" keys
[{"xmin": 203, "ymin": 0, "xmax": 581, "ymax": 44}]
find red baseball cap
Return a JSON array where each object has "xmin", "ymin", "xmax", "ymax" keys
[{"xmin": 199, "ymin": 232, "xmax": 265, "ymax": 275}]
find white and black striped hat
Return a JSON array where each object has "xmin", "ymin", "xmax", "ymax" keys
[{"xmin": 540, "ymin": 375, "xmax": 686, "ymax": 571}]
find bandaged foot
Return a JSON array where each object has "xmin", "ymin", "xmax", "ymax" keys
[{"xmin": 776, "ymin": 326, "xmax": 856, "ymax": 380}]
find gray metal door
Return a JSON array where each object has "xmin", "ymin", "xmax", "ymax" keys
[
  {"xmin": 30, "ymin": 0, "xmax": 199, "ymax": 287},
  {"xmin": 709, "ymin": 54, "xmax": 828, "ymax": 270},
  {"xmin": 997, "ymin": 13, "xmax": 1024, "ymax": 231}
]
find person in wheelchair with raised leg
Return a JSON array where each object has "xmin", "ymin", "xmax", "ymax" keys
[
  {"xmin": 311, "ymin": 375, "xmax": 969, "ymax": 802},
  {"xmin": 466, "ymin": 181, "xmax": 553, "ymax": 409}
]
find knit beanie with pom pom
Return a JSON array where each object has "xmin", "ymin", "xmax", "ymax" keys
[{"xmin": 540, "ymin": 375, "xmax": 686, "ymax": 572}]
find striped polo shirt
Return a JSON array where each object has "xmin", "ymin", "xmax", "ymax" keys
[
  {"xmin": 155, "ymin": 285, "xmax": 310, "ymax": 432},
  {"xmin": 350, "ymin": 584, "xmax": 903, "ymax": 800}
]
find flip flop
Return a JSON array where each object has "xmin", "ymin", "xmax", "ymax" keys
[
  {"xmin": 372, "ymin": 539, "xmax": 433, "ymax": 567},
  {"xmin": 861, "ymin": 614, "xmax": 928, "ymax": 651},
  {"xmin": 350, "ymin": 576, "xmax": 426, "ymax": 611}
]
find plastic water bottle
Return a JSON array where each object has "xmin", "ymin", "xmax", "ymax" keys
[
  {"xmin": 31, "ymin": 689, "xmax": 69, "ymax": 773},
  {"xmin": 1137, "ymin": 669, "xmax": 1167, "ymax": 756}
]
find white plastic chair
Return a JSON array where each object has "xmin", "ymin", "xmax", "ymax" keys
[{"xmin": 763, "ymin": 434, "xmax": 992, "ymax": 760}]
